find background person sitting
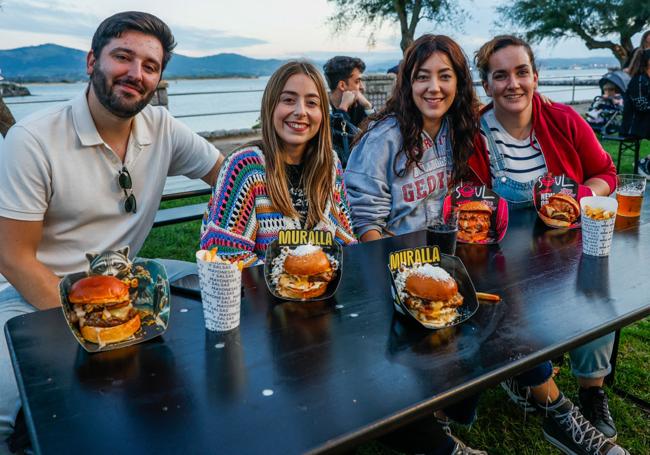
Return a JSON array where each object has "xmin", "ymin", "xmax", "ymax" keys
[
  {"xmin": 621, "ymin": 49, "xmax": 650, "ymax": 177},
  {"xmin": 200, "ymin": 61, "xmax": 356, "ymax": 265},
  {"xmin": 322, "ymin": 56, "xmax": 375, "ymax": 166}
]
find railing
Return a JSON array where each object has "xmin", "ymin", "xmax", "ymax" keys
[
  {"xmin": 3, "ymin": 89, "xmax": 265, "ymax": 118},
  {"xmin": 3, "ymin": 72, "xmax": 605, "ymax": 114}
]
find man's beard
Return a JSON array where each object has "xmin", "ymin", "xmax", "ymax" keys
[{"xmin": 90, "ymin": 65, "xmax": 156, "ymax": 118}]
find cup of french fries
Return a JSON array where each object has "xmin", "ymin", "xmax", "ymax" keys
[
  {"xmin": 579, "ymin": 196, "xmax": 618, "ymax": 257},
  {"xmin": 196, "ymin": 248, "xmax": 244, "ymax": 331}
]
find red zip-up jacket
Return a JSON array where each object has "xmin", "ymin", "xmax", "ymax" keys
[{"xmin": 468, "ymin": 93, "xmax": 617, "ymax": 192}]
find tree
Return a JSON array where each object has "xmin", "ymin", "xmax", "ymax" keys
[
  {"xmin": 0, "ymin": 1, "xmax": 14, "ymax": 137},
  {"xmin": 327, "ymin": 0, "xmax": 465, "ymax": 53},
  {"xmin": 497, "ymin": 0, "xmax": 650, "ymax": 66},
  {"xmin": 0, "ymin": 97, "xmax": 15, "ymax": 137}
]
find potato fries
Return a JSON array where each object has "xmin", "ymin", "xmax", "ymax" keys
[
  {"xmin": 198, "ymin": 248, "xmax": 245, "ymax": 270},
  {"xmin": 476, "ymin": 292, "xmax": 501, "ymax": 302},
  {"xmin": 584, "ymin": 205, "xmax": 614, "ymax": 221}
]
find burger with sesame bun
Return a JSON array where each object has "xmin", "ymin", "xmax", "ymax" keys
[
  {"xmin": 457, "ymin": 201, "xmax": 492, "ymax": 242},
  {"xmin": 275, "ymin": 245, "xmax": 336, "ymax": 299},
  {"xmin": 539, "ymin": 193, "xmax": 580, "ymax": 228},
  {"xmin": 68, "ymin": 275, "xmax": 141, "ymax": 344},
  {"xmin": 401, "ymin": 264, "xmax": 464, "ymax": 326}
]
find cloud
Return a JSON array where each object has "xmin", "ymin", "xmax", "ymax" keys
[
  {"xmin": 0, "ymin": 0, "xmax": 267, "ymax": 53},
  {"xmin": 0, "ymin": 1, "xmax": 98, "ymax": 39},
  {"xmin": 171, "ymin": 25, "xmax": 267, "ymax": 52}
]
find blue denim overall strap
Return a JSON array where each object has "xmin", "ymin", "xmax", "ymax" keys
[{"xmin": 480, "ymin": 116, "xmax": 537, "ymax": 209}]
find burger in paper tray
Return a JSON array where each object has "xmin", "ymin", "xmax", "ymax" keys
[
  {"xmin": 59, "ymin": 247, "xmax": 170, "ymax": 352},
  {"xmin": 264, "ymin": 230, "xmax": 342, "ymax": 301},
  {"xmin": 388, "ymin": 246, "xmax": 479, "ymax": 329},
  {"xmin": 444, "ymin": 184, "xmax": 508, "ymax": 244},
  {"xmin": 534, "ymin": 173, "xmax": 587, "ymax": 229}
]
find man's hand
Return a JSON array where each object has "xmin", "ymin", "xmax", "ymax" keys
[
  {"xmin": 0, "ymin": 217, "xmax": 62, "ymax": 310},
  {"xmin": 339, "ymin": 91, "xmax": 357, "ymax": 112},
  {"xmin": 355, "ymin": 91, "xmax": 373, "ymax": 110}
]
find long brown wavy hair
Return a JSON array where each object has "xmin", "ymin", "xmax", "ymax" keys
[
  {"xmin": 256, "ymin": 60, "xmax": 334, "ymax": 228},
  {"xmin": 354, "ymin": 34, "xmax": 478, "ymax": 183}
]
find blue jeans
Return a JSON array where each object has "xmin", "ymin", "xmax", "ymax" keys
[
  {"xmin": 380, "ymin": 395, "xmax": 479, "ymax": 455},
  {"xmin": 0, "ymin": 259, "xmax": 196, "ymax": 454},
  {"xmin": 515, "ymin": 333, "xmax": 616, "ymax": 389},
  {"xmin": 0, "ymin": 286, "xmax": 36, "ymax": 455}
]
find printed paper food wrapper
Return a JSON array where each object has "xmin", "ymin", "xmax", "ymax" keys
[
  {"xmin": 387, "ymin": 246, "xmax": 478, "ymax": 330},
  {"xmin": 580, "ymin": 196, "xmax": 618, "ymax": 257},
  {"xmin": 533, "ymin": 173, "xmax": 588, "ymax": 229},
  {"xmin": 264, "ymin": 229, "xmax": 342, "ymax": 302},
  {"xmin": 443, "ymin": 184, "xmax": 508, "ymax": 244},
  {"xmin": 59, "ymin": 257, "xmax": 170, "ymax": 353},
  {"xmin": 196, "ymin": 250, "xmax": 242, "ymax": 332}
]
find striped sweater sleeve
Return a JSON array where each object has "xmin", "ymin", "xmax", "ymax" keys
[
  {"xmin": 331, "ymin": 155, "xmax": 357, "ymax": 245},
  {"xmin": 200, "ymin": 148, "xmax": 265, "ymax": 265}
]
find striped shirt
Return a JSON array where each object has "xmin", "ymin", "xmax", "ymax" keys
[{"xmin": 481, "ymin": 109, "xmax": 547, "ymax": 184}]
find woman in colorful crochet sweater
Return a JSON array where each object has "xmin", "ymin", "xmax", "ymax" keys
[{"xmin": 200, "ymin": 61, "xmax": 356, "ymax": 265}]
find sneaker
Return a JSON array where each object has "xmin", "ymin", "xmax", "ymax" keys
[
  {"xmin": 449, "ymin": 433, "xmax": 487, "ymax": 455},
  {"xmin": 579, "ymin": 387, "xmax": 617, "ymax": 441},
  {"xmin": 542, "ymin": 396, "xmax": 629, "ymax": 455},
  {"xmin": 500, "ymin": 377, "xmax": 537, "ymax": 413},
  {"xmin": 638, "ymin": 157, "xmax": 650, "ymax": 179}
]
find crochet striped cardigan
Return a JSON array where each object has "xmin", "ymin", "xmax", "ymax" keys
[{"xmin": 200, "ymin": 145, "xmax": 357, "ymax": 265}]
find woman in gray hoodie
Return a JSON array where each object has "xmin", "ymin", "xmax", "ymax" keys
[
  {"xmin": 344, "ymin": 35, "xmax": 487, "ymax": 455},
  {"xmin": 344, "ymin": 34, "xmax": 482, "ymax": 242}
]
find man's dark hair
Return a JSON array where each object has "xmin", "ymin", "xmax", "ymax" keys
[
  {"xmin": 322, "ymin": 56, "xmax": 366, "ymax": 91},
  {"xmin": 91, "ymin": 11, "xmax": 177, "ymax": 71}
]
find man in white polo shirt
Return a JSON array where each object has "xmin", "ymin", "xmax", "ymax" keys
[{"xmin": 0, "ymin": 12, "xmax": 223, "ymax": 452}]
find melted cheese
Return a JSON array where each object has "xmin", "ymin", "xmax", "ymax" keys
[{"xmin": 108, "ymin": 303, "xmax": 133, "ymax": 319}]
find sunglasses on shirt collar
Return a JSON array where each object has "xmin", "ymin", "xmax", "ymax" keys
[{"xmin": 118, "ymin": 167, "xmax": 137, "ymax": 214}]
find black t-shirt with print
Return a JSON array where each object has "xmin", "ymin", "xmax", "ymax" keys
[{"xmin": 286, "ymin": 162, "xmax": 308, "ymax": 223}]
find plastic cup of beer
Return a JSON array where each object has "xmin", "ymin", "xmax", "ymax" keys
[
  {"xmin": 616, "ymin": 174, "xmax": 645, "ymax": 217},
  {"xmin": 196, "ymin": 250, "xmax": 242, "ymax": 332},
  {"xmin": 580, "ymin": 196, "xmax": 617, "ymax": 257}
]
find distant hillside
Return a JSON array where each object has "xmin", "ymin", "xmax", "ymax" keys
[
  {"xmin": 537, "ymin": 57, "xmax": 619, "ymax": 70},
  {"xmin": 0, "ymin": 44, "xmax": 286, "ymax": 82},
  {"xmin": 0, "ymin": 44, "xmax": 87, "ymax": 82},
  {"xmin": 364, "ymin": 56, "xmax": 621, "ymax": 74},
  {"xmin": 0, "ymin": 43, "xmax": 621, "ymax": 81}
]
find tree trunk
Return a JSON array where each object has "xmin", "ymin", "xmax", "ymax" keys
[
  {"xmin": 400, "ymin": 34, "xmax": 414, "ymax": 53},
  {"xmin": 394, "ymin": 0, "xmax": 414, "ymax": 53},
  {"xmin": 0, "ymin": 96, "xmax": 15, "ymax": 137}
]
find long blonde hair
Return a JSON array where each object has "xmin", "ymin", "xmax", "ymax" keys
[{"xmin": 259, "ymin": 61, "xmax": 334, "ymax": 228}]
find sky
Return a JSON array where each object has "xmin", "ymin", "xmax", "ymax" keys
[{"xmin": 0, "ymin": 0, "xmax": 644, "ymax": 63}]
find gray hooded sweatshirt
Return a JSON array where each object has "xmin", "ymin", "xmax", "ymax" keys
[{"xmin": 344, "ymin": 116, "xmax": 452, "ymax": 238}]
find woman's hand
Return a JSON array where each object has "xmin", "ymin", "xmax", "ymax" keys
[
  {"xmin": 360, "ymin": 230, "xmax": 382, "ymax": 242},
  {"xmin": 539, "ymin": 94, "xmax": 553, "ymax": 105}
]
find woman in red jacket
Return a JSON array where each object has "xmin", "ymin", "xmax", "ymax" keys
[
  {"xmin": 469, "ymin": 36, "xmax": 616, "ymax": 207},
  {"xmin": 470, "ymin": 35, "xmax": 626, "ymax": 455}
]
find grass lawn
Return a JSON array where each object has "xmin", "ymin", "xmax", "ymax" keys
[{"xmin": 140, "ymin": 139, "xmax": 650, "ymax": 454}]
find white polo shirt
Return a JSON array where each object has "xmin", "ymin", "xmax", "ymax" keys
[{"xmin": 0, "ymin": 89, "xmax": 220, "ymax": 286}]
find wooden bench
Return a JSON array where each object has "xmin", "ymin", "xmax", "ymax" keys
[
  {"xmin": 601, "ymin": 134, "xmax": 641, "ymax": 173},
  {"xmin": 154, "ymin": 176, "xmax": 211, "ymax": 227},
  {"xmin": 153, "ymin": 202, "xmax": 207, "ymax": 227}
]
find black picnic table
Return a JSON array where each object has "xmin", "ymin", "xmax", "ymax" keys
[{"xmin": 5, "ymin": 194, "xmax": 650, "ymax": 455}]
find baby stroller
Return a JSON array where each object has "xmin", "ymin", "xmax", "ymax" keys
[{"xmin": 585, "ymin": 70, "xmax": 630, "ymax": 135}]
